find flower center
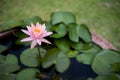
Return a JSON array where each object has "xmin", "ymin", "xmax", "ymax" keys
[{"xmin": 33, "ymin": 27, "xmax": 42, "ymax": 34}]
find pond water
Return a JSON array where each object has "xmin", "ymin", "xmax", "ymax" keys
[{"xmin": 0, "ymin": 33, "xmax": 97, "ymax": 80}]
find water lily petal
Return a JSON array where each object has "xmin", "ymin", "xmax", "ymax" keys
[
  {"xmin": 36, "ymin": 39, "xmax": 42, "ymax": 45},
  {"xmin": 31, "ymin": 40, "xmax": 37, "ymax": 49},
  {"xmin": 41, "ymin": 38, "xmax": 51, "ymax": 44},
  {"xmin": 42, "ymin": 32, "xmax": 53, "ymax": 37},
  {"xmin": 21, "ymin": 37, "xmax": 33, "ymax": 42},
  {"xmin": 21, "ymin": 29, "xmax": 30, "ymax": 35}
]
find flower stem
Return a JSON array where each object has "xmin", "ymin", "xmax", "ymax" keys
[{"xmin": 37, "ymin": 45, "xmax": 42, "ymax": 69}]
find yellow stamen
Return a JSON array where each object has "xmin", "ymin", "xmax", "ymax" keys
[{"xmin": 33, "ymin": 27, "xmax": 41, "ymax": 33}]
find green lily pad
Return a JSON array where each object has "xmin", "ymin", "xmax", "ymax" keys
[
  {"xmin": 0, "ymin": 54, "xmax": 5, "ymax": 63},
  {"xmin": 0, "ymin": 74, "xmax": 16, "ymax": 80},
  {"xmin": 76, "ymin": 44, "xmax": 102, "ymax": 65},
  {"xmin": 0, "ymin": 63, "xmax": 20, "ymax": 74},
  {"xmin": 69, "ymin": 41, "xmax": 83, "ymax": 51},
  {"xmin": 20, "ymin": 48, "xmax": 39, "ymax": 67},
  {"xmin": 68, "ymin": 50, "xmax": 78, "ymax": 58},
  {"xmin": 77, "ymin": 24, "xmax": 91, "ymax": 43},
  {"xmin": 55, "ymin": 52, "xmax": 70, "ymax": 73},
  {"xmin": 42, "ymin": 48, "xmax": 60, "ymax": 68},
  {"xmin": 92, "ymin": 49, "xmax": 120, "ymax": 75},
  {"xmin": 94, "ymin": 74, "xmax": 120, "ymax": 80},
  {"xmin": 55, "ymin": 38, "xmax": 70, "ymax": 53},
  {"xmin": 0, "ymin": 45, "xmax": 8, "ymax": 54},
  {"xmin": 51, "ymin": 23, "xmax": 67, "ymax": 38},
  {"xmin": 16, "ymin": 68, "xmax": 40, "ymax": 80},
  {"xmin": 5, "ymin": 54, "xmax": 18, "ymax": 64},
  {"xmin": 51, "ymin": 11, "xmax": 76, "ymax": 25},
  {"xmin": 68, "ymin": 23, "xmax": 79, "ymax": 42}
]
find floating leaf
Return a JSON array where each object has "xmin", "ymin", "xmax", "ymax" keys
[
  {"xmin": 51, "ymin": 11, "xmax": 76, "ymax": 25},
  {"xmin": 0, "ymin": 54, "xmax": 5, "ymax": 63},
  {"xmin": 45, "ymin": 21, "xmax": 53, "ymax": 31},
  {"xmin": 77, "ymin": 24, "xmax": 91, "ymax": 43},
  {"xmin": 0, "ymin": 63, "xmax": 20, "ymax": 74},
  {"xmin": 23, "ymin": 16, "xmax": 42, "ymax": 26},
  {"xmin": 111, "ymin": 63, "xmax": 120, "ymax": 74},
  {"xmin": 5, "ymin": 54, "xmax": 18, "ymax": 64},
  {"xmin": 68, "ymin": 23, "xmax": 79, "ymax": 42},
  {"xmin": 51, "ymin": 23, "xmax": 67, "ymax": 38},
  {"xmin": 42, "ymin": 48, "xmax": 59, "ymax": 68},
  {"xmin": 20, "ymin": 48, "xmax": 39, "ymax": 67},
  {"xmin": 94, "ymin": 74, "xmax": 120, "ymax": 80},
  {"xmin": 16, "ymin": 68, "xmax": 40, "ymax": 80},
  {"xmin": 55, "ymin": 38, "xmax": 70, "ymax": 53},
  {"xmin": 0, "ymin": 45, "xmax": 8, "ymax": 54},
  {"xmin": 0, "ymin": 74, "xmax": 16, "ymax": 80},
  {"xmin": 69, "ymin": 41, "xmax": 83, "ymax": 51},
  {"xmin": 76, "ymin": 44, "xmax": 102, "ymax": 64},
  {"xmin": 55, "ymin": 52, "xmax": 70, "ymax": 73},
  {"xmin": 92, "ymin": 49, "xmax": 120, "ymax": 75},
  {"xmin": 68, "ymin": 50, "xmax": 78, "ymax": 58}
]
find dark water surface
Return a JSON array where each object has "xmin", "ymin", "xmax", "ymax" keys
[{"xmin": 0, "ymin": 35, "xmax": 97, "ymax": 80}]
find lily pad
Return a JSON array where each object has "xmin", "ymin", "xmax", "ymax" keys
[
  {"xmin": 51, "ymin": 23, "xmax": 67, "ymax": 38},
  {"xmin": 94, "ymin": 74, "xmax": 120, "ymax": 80},
  {"xmin": 16, "ymin": 68, "xmax": 40, "ymax": 80},
  {"xmin": 20, "ymin": 48, "xmax": 39, "ymax": 67},
  {"xmin": 77, "ymin": 24, "xmax": 91, "ymax": 43},
  {"xmin": 55, "ymin": 38, "xmax": 70, "ymax": 53},
  {"xmin": 55, "ymin": 52, "xmax": 70, "ymax": 73},
  {"xmin": 5, "ymin": 54, "xmax": 18, "ymax": 64},
  {"xmin": 92, "ymin": 49, "xmax": 120, "ymax": 75},
  {"xmin": 0, "ymin": 45, "xmax": 8, "ymax": 54},
  {"xmin": 51, "ymin": 11, "xmax": 76, "ymax": 25},
  {"xmin": 42, "ymin": 48, "xmax": 60, "ymax": 68},
  {"xmin": 0, "ymin": 74, "xmax": 16, "ymax": 80},
  {"xmin": 0, "ymin": 63, "xmax": 20, "ymax": 74},
  {"xmin": 0, "ymin": 54, "xmax": 5, "ymax": 63},
  {"xmin": 68, "ymin": 23, "xmax": 79, "ymax": 42},
  {"xmin": 76, "ymin": 44, "xmax": 102, "ymax": 65}
]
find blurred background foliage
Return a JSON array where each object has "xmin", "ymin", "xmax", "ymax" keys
[{"xmin": 0, "ymin": 0, "xmax": 120, "ymax": 50}]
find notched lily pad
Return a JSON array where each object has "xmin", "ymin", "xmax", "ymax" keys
[
  {"xmin": 51, "ymin": 11, "xmax": 76, "ymax": 25},
  {"xmin": 55, "ymin": 51, "xmax": 70, "ymax": 73},
  {"xmin": 0, "ymin": 74, "xmax": 16, "ymax": 80},
  {"xmin": 92, "ymin": 49, "xmax": 120, "ymax": 75},
  {"xmin": 16, "ymin": 68, "xmax": 40, "ymax": 80},
  {"xmin": 20, "ymin": 48, "xmax": 39, "ymax": 67},
  {"xmin": 0, "ymin": 45, "xmax": 8, "ymax": 54}
]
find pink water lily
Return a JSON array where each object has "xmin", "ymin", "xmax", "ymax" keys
[{"xmin": 21, "ymin": 23, "xmax": 53, "ymax": 49}]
